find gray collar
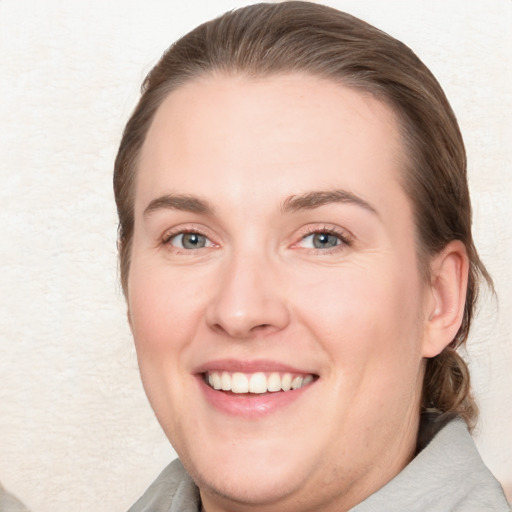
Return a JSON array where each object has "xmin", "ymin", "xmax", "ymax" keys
[{"xmin": 128, "ymin": 418, "xmax": 509, "ymax": 512}]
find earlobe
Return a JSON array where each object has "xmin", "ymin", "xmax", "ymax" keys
[{"xmin": 422, "ymin": 240, "xmax": 469, "ymax": 358}]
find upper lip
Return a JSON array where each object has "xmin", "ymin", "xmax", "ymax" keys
[{"xmin": 194, "ymin": 358, "xmax": 317, "ymax": 376}]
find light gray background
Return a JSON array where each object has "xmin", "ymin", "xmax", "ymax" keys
[{"xmin": 1, "ymin": 1, "xmax": 510, "ymax": 510}]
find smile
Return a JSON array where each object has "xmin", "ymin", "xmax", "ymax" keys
[{"xmin": 204, "ymin": 371, "xmax": 315, "ymax": 394}]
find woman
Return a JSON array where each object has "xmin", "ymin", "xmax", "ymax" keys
[{"xmin": 114, "ymin": 2, "xmax": 510, "ymax": 510}]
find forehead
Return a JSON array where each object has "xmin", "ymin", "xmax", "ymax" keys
[{"xmin": 137, "ymin": 72, "xmax": 408, "ymax": 218}]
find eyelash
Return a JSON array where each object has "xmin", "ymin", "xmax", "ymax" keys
[
  {"xmin": 162, "ymin": 228, "xmax": 214, "ymax": 250},
  {"xmin": 298, "ymin": 226, "xmax": 353, "ymax": 252},
  {"xmin": 161, "ymin": 225, "xmax": 353, "ymax": 253}
]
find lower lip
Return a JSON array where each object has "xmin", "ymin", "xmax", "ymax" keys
[{"xmin": 197, "ymin": 376, "xmax": 313, "ymax": 417}]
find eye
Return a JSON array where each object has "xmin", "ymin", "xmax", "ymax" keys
[
  {"xmin": 302, "ymin": 232, "xmax": 340, "ymax": 249},
  {"xmin": 298, "ymin": 228, "xmax": 351, "ymax": 251},
  {"xmin": 167, "ymin": 232, "xmax": 213, "ymax": 250}
]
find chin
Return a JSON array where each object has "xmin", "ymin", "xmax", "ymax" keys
[
  {"xmin": 179, "ymin": 441, "xmax": 311, "ymax": 508},
  {"xmin": 193, "ymin": 462, "xmax": 301, "ymax": 507}
]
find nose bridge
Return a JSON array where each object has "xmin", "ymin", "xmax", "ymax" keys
[{"xmin": 206, "ymin": 245, "xmax": 289, "ymax": 338}]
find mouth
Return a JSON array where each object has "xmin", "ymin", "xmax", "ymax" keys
[
  {"xmin": 196, "ymin": 360, "xmax": 319, "ymax": 416},
  {"xmin": 203, "ymin": 371, "xmax": 316, "ymax": 394}
]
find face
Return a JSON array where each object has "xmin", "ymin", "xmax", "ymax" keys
[{"xmin": 128, "ymin": 73, "xmax": 433, "ymax": 512}]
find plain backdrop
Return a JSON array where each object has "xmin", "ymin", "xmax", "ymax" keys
[{"xmin": 0, "ymin": 1, "xmax": 511, "ymax": 510}]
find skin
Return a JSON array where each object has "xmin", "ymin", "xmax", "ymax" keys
[{"xmin": 127, "ymin": 73, "xmax": 467, "ymax": 512}]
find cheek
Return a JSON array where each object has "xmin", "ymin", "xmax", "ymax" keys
[
  {"xmin": 127, "ymin": 260, "xmax": 202, "ymax": 356},
  {"xmin": 295, "ymin": 261, "xmax": 425, "ymax": 370},
  {"xmin": 127, "ymin": 260, "xmax": 204, "ymax": 419}
]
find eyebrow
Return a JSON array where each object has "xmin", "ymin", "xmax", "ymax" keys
[
  {"xmin": 281, "ymin": 189, "xmax": 378, "ymax": 216},
  {"xmin": 143, "ymin": 189, "xmax": 377, "ymax": 218},
  {"xmin": 143, "ymin": 194, "xmax": 215, "ymax": 216}
]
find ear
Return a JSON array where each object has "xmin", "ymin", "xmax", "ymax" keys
[
  {"xmin": 127, "ymin": 307, "xmax": 134, "ymax": 333},
  {"xmin": 422, "ymin": 240, "xmax": 469, "ymax": 358}
]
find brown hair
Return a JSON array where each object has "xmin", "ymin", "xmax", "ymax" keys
[{"xmin": 114, "ymin": 1, "xmax": 491, "ymax": 428}]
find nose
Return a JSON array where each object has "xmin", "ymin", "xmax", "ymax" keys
[{"xmin": 205, "ymin": 251, "xmax": 290, "ymax": 339}]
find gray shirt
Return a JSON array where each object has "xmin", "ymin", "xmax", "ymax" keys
[
  {"xmin": 0, "ymin": 483, "xmax": 31, "ymax": 512},
  {"xmin": 128, "ymin": 418, "xmax": 510, "ymax": 511}
]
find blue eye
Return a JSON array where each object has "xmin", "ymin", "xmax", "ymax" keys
[
  {"xmin": 301, "ymin": 232, "xmax": 344, "ymax": 249},
  {"xmin": 169, "ymin": 232, "xmax": 211, "ymax": 249}
]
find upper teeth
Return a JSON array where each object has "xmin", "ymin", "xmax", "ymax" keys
[{"xmin": 206, "ymin": 371, "xmax": 314, "ymax": 394}]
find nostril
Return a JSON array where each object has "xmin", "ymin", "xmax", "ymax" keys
[{"xmin": 252, "ymin": 323, "xmax": 272, "ymax": 331}]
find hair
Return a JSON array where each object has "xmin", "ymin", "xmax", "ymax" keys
[{"xmin": 114, "ymin": 1, "xmax": 492, "ymax": 429}]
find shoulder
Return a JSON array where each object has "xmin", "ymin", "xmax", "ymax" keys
[
  {"xmin": 352, "ymin": 418, "xmax": 510, "ymax": 512},
  {"xmin": 127, "ymin": 459, "xmax": 200, "ymax": 512},
  {"xmin": 0, "ymin": 482, "xmax": 31, "ymax": 512}
]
